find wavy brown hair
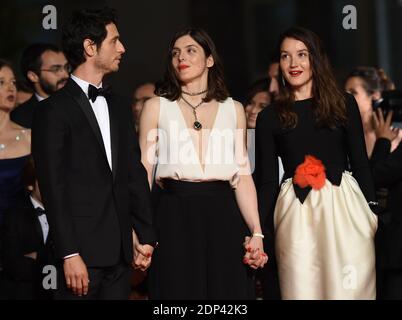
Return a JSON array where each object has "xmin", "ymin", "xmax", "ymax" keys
[
  {"xmin": 155, "ymin": 28, "xmax": 229, "ymax": 102},
  {"xmin": 276, "ymin": 27, "xmax": 347, "ymax": 129},
  {"xmin": 377, "ymin": 68, "xmax": 395, "ymax": 91}
]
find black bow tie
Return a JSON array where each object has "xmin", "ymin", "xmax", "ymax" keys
[
  {"xmin": 35, "ymin": 207, "xmax": 46, "ymax": 217},
  {"xmin": 88, "ymin": 84, "xmax": 112, "ymax": 102}
]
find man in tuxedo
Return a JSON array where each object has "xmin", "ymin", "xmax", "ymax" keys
[
  {"xmin": 371, "ymin": 109, "xmax": 402, "ymax": 299},
  {"xmin": 32, "ymin": 7, "xmax": 156, "ymax": 300},
  {"xmin": 11, "ymin": 43, "xmax": 69, "ymax": 128},
  {"xmin": 0, "ymin": 158, "xmax": 53, "ymax": 300}
]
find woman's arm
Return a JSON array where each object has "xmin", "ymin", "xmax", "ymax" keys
[
  {"xmin": 344, "ymin": 94, "xmax": 377, "ymax": 204},
  {"xmin": 254, "ymin": 106, "xmax": 279, "ymax": 246},
  {"xmin": 371, "ymin": 109, "xmax": 402, "ymax": 187},
  {"xmin": 138, "ymin": 97, "xmax": 160, "ymax": 188},
  {"xmin": 132, "ymin": 96, "xmax": 161, "ymax": 269},
  {"xmin": 233, "ymin": 101, "xmax": 267, "ymax": 268},
  {"xmin": 371, "ymin": 139, "xmax": 402, "ymax": 187}
]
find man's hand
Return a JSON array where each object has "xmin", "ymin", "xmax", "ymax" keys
[
  {"xmin": 132, "ymin": 229, "xmax": 154, "ymax": 271},
  {"xmin": 133, "ymin": 244, "xmax": 154, "ymax": 271},
  {"xmin": 63, "ymin": 255, "xmax": 89, "ymax": 296}
]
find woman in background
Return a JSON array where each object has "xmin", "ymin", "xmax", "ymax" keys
[
  {"xmin": 344, "ymin": 66, "xmax": 399, "ymax": 157},
  {"xmin": 0, "ymin": 60, "xmax": 31, "ymax": 227},
  {"xmin": 0, "ymin": 60, "xmax": 31, "ymax": 280}
]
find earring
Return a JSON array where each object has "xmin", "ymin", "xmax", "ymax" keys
[{"xmin": 281, "ymin": 76, "xmax": 286, "ymax": 87}]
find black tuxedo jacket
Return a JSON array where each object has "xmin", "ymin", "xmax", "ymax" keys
[
  {"xmin": 371, "ymin": 138, "xmax": 402, "ymax": 268},
  {"xmin": 32, "ymin": 79, "xmax": 156, "ymax": 267},
  {"xmin": 11, "ymin": 95, "xmax": 39, "ymax": 129},
  {"xmin": 0, "ymin": 196, "xmax": 53, "ymax": 299}
]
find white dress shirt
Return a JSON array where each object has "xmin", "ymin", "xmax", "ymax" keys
[
  {"xmin": 30, "ymin": 196, "xmax": 49, "ymax": 244},
  {"xmin": 34, "ymin": 93, "xmax": 46, "ymax": 102},
  {"xmin": 70, "ymin": 74, "xmax": 112, "ymax": 170}
]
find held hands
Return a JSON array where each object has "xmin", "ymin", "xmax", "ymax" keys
[
  {"xmin": 243, "ymin": 235, "xmax": 268, "ymax": 269},
  {"xmin": 132, "ymin": 230, "xmax": 154, "ymax": 271},
  {"xmin": 133, "ymin": 244, "xmax": 154, "ymax": 271},
  {"xmin": 63, "ymin": 255, "xmax": 89, "ymax": 296},
  {"xmin": 373, "ymin": 108, "xmax": 400, "ymax": 141}
]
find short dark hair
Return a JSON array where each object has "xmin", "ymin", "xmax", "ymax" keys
[
  {"xmin": 20, "ymin": 43, "xmax": 61, "ymax": 86},
  {"xmin": 155, "ymin": 27, "xmax": 229, "ymax": 102},
  {"xmin": 16, "ymin": 80, "xmax": 33, "ymax": 94},
  {"xmin": 246, "ymin": 78, "xmax": 271, "ymax": 105},
  {"xmin": 0, "ymin": 59, "xmax": 13, "ymax": 72},
  {"xmin": 268, "ymin": 53, "xmax": 279, "ymax": 66},
  {"xmin": 62, "ymin": 7, "xmax": 117, "ymax": 70}
]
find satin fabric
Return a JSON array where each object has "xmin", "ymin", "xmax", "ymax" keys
[
  {"xmin": 274, "ymin": 172, "xmax": 377, "ymax": 300},
  {"xmin": 156, "ymin": 97, "xmax": 241, "ymax": 188}
]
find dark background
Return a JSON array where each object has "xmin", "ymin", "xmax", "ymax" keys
[{"xmin": 1, "ymin": 0, "xmax": 401, "ymax": 100}]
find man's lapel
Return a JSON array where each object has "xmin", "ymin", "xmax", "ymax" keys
[
  {"xmin": 106, "ymin": 95, "xmax": 119, "ymax": 180},
  {"xmin": 64, "ymin": 79, "xmax": 110, "ymax": 166}
]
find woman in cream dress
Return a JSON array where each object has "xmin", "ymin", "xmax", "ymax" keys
[{"xmin": 255, "ymin": 27, "xmax": 378, "ymax": 300}]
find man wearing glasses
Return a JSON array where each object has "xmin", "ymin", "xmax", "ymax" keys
[{"xmin": 11, "ymin": 43, "xmax": 70, "ymax": 128}]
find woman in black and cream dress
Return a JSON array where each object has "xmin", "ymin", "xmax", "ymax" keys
[
  {"xmin": 139, "ymin": 28, "xmax": 267, "ymax": 299},
  {"xmin": 255, "ymin": 27, "xmax": 378, "ymax": 300}
]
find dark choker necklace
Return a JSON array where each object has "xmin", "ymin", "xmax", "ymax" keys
[{"xmin": 182, "ymin": 89, "xmax": 207, "ymax": 96}]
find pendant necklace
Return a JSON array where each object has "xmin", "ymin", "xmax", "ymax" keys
[{"xmin": 181, "ymin": 95, "xmax": 204, "ymax": 130}]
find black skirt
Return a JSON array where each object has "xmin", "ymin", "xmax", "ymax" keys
[{"xmin": 148, "ymin": 179, "xmax": 255, "ymax": 300}]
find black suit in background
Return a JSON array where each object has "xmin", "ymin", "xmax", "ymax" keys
[
  {"xmin": 0, "ymin": 196, "xmax": 53, "ymax": 300},
  {"xmin": 32, "ymin": 79, "xmax": 156, "ymax": 299},
  {"xmin": 11, "ymin": 95, "xmax": 39, "ymax": 129},
  {"xmin": 371, "ymin": 138, "xmax": 402, "ymax": 299}
]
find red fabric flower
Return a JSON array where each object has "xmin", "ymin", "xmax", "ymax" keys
[{"xmin": 293, "ymin": 155, "xmax": 326, "ymax": 190}]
